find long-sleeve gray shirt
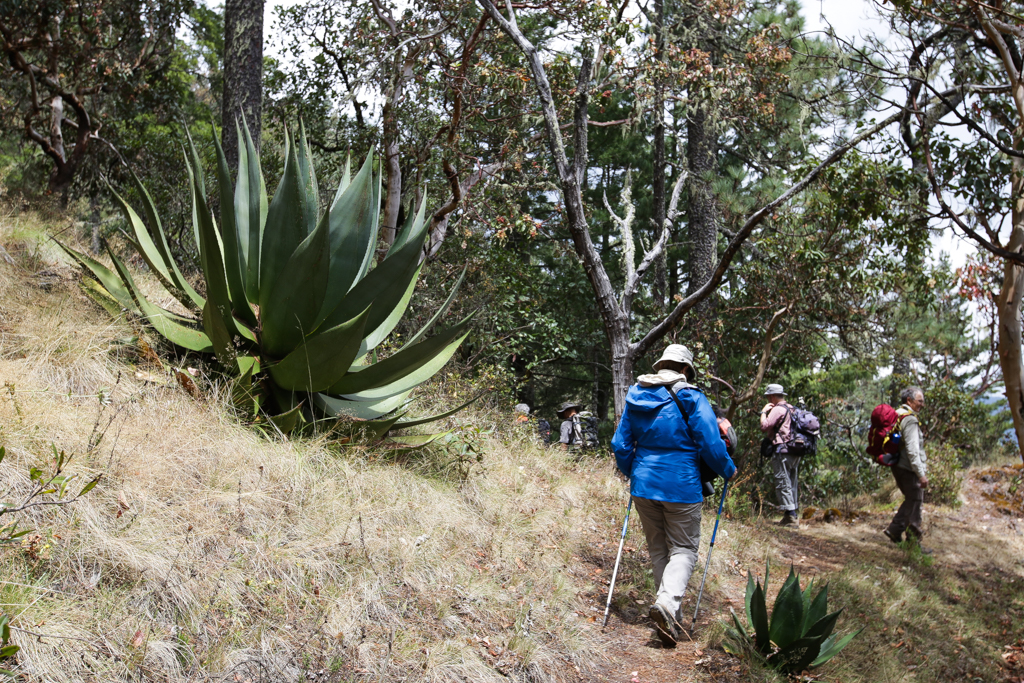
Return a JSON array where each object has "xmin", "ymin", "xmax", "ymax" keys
[{"xmin": 896, "ymin": 405, "xmax": 927, "ymax": 479}]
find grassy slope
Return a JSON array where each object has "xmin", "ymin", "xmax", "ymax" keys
[{"xmin": 1, "ymin": 209, "xmax": 1022, "ymax": 683}]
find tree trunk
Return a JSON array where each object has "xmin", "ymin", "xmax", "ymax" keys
[
  {"xmin": 651, "ymin": 0, "xmax": 667, "ymax": 311},
  {"xmin": 997, "ymin": 155, "xmax": 1024, "ymax": 463},
  {"xmin": 221, "ymin": 0, "xmax": 264, "ymax": 170},
  {"xmin": 686, "ymin": 102, "xmax": 718, "ymax": 321}
]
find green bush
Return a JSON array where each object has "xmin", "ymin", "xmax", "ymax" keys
[{"xmin": 925, "ymin": 442, "xmax": 963, "ymax": 508}]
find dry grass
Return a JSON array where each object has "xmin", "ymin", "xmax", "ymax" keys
[
  {"xmin": 3, "ymin": 206, "xmax": 1023, "ymax": 683},
  {"xmin": 0, "ymin": 209, "xmax": 621, "ymax": 682}
]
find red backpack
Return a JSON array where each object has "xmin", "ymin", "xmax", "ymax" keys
[{"xmin": 866, "ymin": 405, "xmax": 910, "ymax": 466}]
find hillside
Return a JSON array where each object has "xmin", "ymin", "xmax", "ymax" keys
[{"xmin": 0, "ymin": 209, "xmax": 1023, "ymax": 682}]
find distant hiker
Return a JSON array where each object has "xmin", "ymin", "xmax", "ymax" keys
[
  {"xmin": 557, "ymin": 401, "xmax": 584, "ymax": 450},
  {"xmin": 514, "ymin": 403, "xmax": 531, "ymax": 424},
  {"xmin": 884, "ymin": 386, "xmax": 929, "ymax": 545},
  {"xmin": 611, "ymin": 344, "xmax": 736, "ymax": 647},
  {"xmin": 760, "ymin": 383, "xmax": 800, "ymax": 527}
]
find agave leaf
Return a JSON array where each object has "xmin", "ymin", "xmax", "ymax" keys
[
  {"xmin": 328, "ymin": 316, "xmax": 472, "ymax": 395},
  {"xmin": 313, "ymin": 390, "xmax": 413, "ymax": 421},
  {"xmin": 341, "ymin": 334, "xmax": 473, "ymax": 402},
  {"xmin": 803, "ymin": 583, "xmax": 829, "ymax": 633},
  {"xmin": 260, "ymin": 128, "xmax": 313, "ymax": 302},
  {"xmin": 744, "ymin": 571, "xmax": 756, "ymax": 631},
  {"xmin": 405, "ymin": 264, "xmax": 467, "ymax": 347},
  {"xmin": 268, "ymin": 308, "xmax": 371, "ymax": 392},
  {"xmin": 382, "ymin": 431, "xmax": 450, "ymax": 448},
  {"xmin": 386, "ymin": 192, "xmax": 426, "ymax": 257},
  {"xmin": 236, "ymin": 118, "xmax": 268, "ymax": 303},
  {"xmin": 260, "ymin": 207, "xmax": 332, "ymax": 357},
  {"xmin": 804, "ymin": 609, "xmax": 842, "ymax": 643},
  {"xmin": 356, "ymin": 412, "xmax": 407, "ymax": 440},
  {"xmin": 127, "ymin": 168, "xmax": 204, "ymax": 310},
  {"xmin": 331, "ymin": 155, "xmax": 352, "ymax": 202},
  {"xmin": 318, "ymin": 228, "xmax": 428, "ymax": 333},
  {"xmin": 106, "ymin": 247, "xmax": 213, "ymax": 352},
  {"xmin": 296, "ymin": 120, "xmax": 319, "ymax": 235},
  {"xmin": 268, "ymin": 402, "xmax": 305, "ymax": 434},
  {"xmin": 109, "ymin": 187, "xmax": 175, "ymax": 291},
  {"xmin": 390, "ymin": 393, "xmax": 483, "ymax": 429},
  {"xmin": 768, "ymin": 635, "xmax": 826, "ymax": 674},
  {"xmin": 231, "ymin": 360, "xmax": 259, "ymax": 416},
  {"xmin": 809, "ymin": 628, "xmax": 863, "ymax": 668},
  {"xmin": 750, "ymin": 579, "xmax": 771, "ymax": 653},
  {"xmin": 57, "ymin": 240, "xmax": 140, "ymax": 314},
  {"xmin": 79, "ymin": 278, "xmax": 122, "ymax": 317},
  {"xmin": 802, "ymin": 577, "xmax": 814, "ymax": 617},
  {"xmin": 357, "ymin": 263, "xmax": 421, "ymax": 356},
  {"xmin": 769, "ymin": 567, "xmax": 805, "ymax": 651},
  {"xmin": 729, "ymin": 608, "xmax": 748, "ymax": 642},
  {"xmin": 213, "ymin": 131, "xmax": 257, "ymax": 326},
  {"xmin": 203, "ymin": 300, "xmax": 236, "ymax": 367},
  {"xmin": 315, "ymin": 152, "xmax": 378, "ymax": 327},
  {"xmin": 187, "ymin": 144, "xmax": 240, "ymax": 359}
]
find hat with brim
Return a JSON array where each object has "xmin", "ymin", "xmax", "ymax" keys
[
  {"xmin": 557, "ymin": 401, "xmax": 583, "ymax": 417},
  {"xmin": 653, "ymin": 344, "xmax": 695, "ymax": 372},
  {"xmin": 763, "ymin": 383, "xmax": 786, "ymax": 396}
]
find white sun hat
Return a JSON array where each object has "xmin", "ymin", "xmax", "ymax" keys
[
  {"xmin": 763, "ymin": 383, "xmax": 786, "ymax": 396},
  {"xmin": 653, "ymin": 344, "xmax": 694, "ymax": 372}
]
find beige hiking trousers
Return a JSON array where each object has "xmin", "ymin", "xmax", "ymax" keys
[{"xmin": 632, "ymin": 496, "xmax": 702, "ymax": 623}]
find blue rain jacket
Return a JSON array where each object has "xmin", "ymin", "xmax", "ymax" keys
[{"xmin": 612, "ymin": 382, "xmax": 737, "ymax": 504}]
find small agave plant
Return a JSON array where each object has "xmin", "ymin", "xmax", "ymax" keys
[
  {"xmin": 60, "ymin": 122, "xmax": 473, "ymax": 436},
  {"xmin": 723, "ymin": 561, "xmax": 863, "ymax": 673}
]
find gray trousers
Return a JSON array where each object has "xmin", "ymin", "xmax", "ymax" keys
[
  {"xmin": 887, "ymin": 466, "xmax": 923, "ymax": 539},
  {"xmin": 632, "ymin": 496, "xmax": 701, "ymax": 622},
  {"xmin": 772, "ymin": 452, "xmax": 800, "ymax": 512}
]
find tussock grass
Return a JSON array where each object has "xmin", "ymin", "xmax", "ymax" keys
[{"xmin": 0, "ymin": 210, "xmax": 620, "ymax": 681}]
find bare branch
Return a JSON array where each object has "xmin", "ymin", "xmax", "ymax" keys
[{"xmin": 633, "ymin": 108, "xmax": 906, "ymax": 358}]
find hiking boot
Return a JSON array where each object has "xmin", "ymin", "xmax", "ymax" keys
[
  {"xmin": 883, "ymin": 528, "xmax": 902, "ymax": 544},
  {"xmin": 649, "ymin": 604, "xmax": 679, "ymax": 648},
  {"xmin": 778, "ymin": 511, "xmax": 799, "ymax": 528}
]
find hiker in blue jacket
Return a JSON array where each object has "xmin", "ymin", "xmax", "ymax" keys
[{"xmin": 612, "ymin": 344, "xmax": 736, "ymax": 647}]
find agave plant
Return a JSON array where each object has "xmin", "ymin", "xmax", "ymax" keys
[
  {"xmin": 60, "ymin": 122, "xmax": 473, "ymax": 435},
  {"xmin": 723, "ymin": 561, "xmax": 863, "ymax": 673}
]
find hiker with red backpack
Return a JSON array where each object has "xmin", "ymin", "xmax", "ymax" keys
[
  {"xmin": 883, "ymin": 386, "xmax": 929, "ymax": 544},
  {"xmin": 760, "ymin": 384, "xmax": 802, "ymax": 527}
]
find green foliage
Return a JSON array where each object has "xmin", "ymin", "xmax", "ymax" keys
[
  {"xmin": 724, "ymin": 562, "xmax": 862, "ymax": 673},
  {"xmin": 0, "ymin": 613, "xmax": 17, "ymax": 676},
  {"xmin": 60, "ymin": 120, "xmax": 473, "ymax": 434},
  {"xmin": 925, "ymin": 443, "xmax": 964, "ymax": 508}
]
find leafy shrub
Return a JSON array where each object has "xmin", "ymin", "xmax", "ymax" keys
[{"xmin": 924, "ymin": 442, "xmax": 963, "ymax": 508}]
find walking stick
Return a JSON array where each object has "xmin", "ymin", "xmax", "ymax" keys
[
  {"xmin": 691, "ymin": 480, "xmax": 729, "ymax": 631},
  {"xmin": 602, "ymin": 497, "xmax": 633, "ymax": 629}
]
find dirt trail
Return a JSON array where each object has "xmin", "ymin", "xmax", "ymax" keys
[{"xmin": 564, "ymin": 463, "xmax": 1024, "ymax": 683}]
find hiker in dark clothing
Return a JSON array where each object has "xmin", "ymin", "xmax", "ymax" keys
[
  {"xmin": 884, "ymin": 386, "xmax": 929, "ymax": 544},
  {"xmin": 557, "ymin": 401, "xmax": 584, "ymax": 450}
]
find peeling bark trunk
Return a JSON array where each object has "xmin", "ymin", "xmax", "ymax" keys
[
  {"xmin": 221, "ymin": 0, "xmax": 264, "ymax": 169},
  {"xmin": 997, "ymin": 156, "xmax": 1024, "ymax": 462}
]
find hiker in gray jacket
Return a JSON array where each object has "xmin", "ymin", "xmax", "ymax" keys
[{"xmin": 884, "ymin": 386, "xmax": 929, "ymax": 544}]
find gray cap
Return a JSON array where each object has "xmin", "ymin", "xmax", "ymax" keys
[
  {"xmin": 557, "ymin": 401, "xmax": 583, "ymax": 417},
  {"xmin": 514, "ymin": 403, "xmax": 530, "ymax": 415},
  {"xmin": 653, "ymin": 344, "xmax": 695, "ymax": 371},
  {"xmin": 763, "ymin": 383, "xmax": 786, "ymax": 396}
]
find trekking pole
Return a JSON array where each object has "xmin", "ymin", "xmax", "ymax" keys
[
  {"xmin": 691, "ymin": 480, "xmax": 729, "ymax": 631},
  {"xmin": 602, "ymin": 497, "xmax": 633, "ymax": 629}
]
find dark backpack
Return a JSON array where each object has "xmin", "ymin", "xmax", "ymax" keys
[
  {"xmin": 786, "ymin": 405, "xmax": 821, "ymax": 457},
  {"xmin": 666, "ymin": 386, "xmax": 729, "ymax": 498},
  {"xmin": 866, "ymin": 405, "xmax": 910, "ymax": 466}
]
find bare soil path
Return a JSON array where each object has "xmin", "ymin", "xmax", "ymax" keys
[{"xmin": 562, "ymin": 462, "xmax": 1024, "ymax": 683}]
